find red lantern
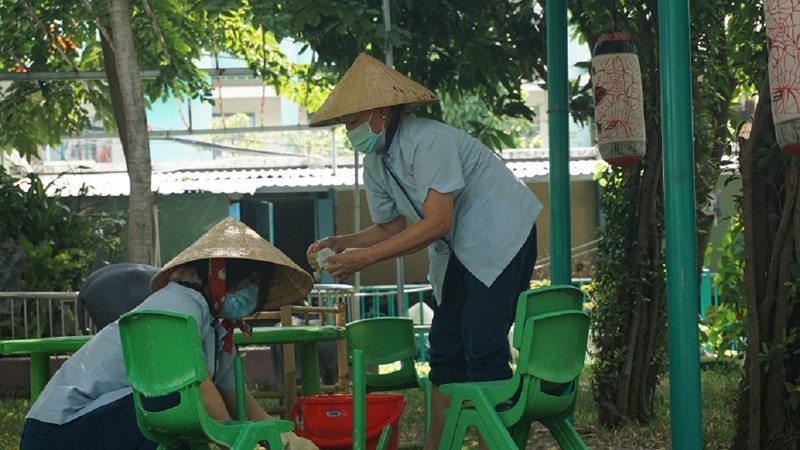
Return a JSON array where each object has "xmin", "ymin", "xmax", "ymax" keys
[
  {"xmin": 591, "ymin": 32, "xmax": 646, "ymax": 167},
  {"xmin": 766, "ymin": 0, "xmax": 800, "ymax": 155}
]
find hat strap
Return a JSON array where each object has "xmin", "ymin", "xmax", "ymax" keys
[
  {"xmin": 220, "ymin": 319, "xmax": 252, "ymax": 353},
  {"xmin": 378, "ymin": 105, "xmax": 404, "ymax": 155}
]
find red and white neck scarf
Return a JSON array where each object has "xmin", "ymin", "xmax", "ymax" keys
[{"xmin": 208, "ymin": 258, "xmax": 252, "ymax": 353}]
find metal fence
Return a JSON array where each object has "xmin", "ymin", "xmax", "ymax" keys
[
  {"xmin": 0, "ymin": 292, "xmax": 93, "ymax": 339},
  {"xmin": 0, "ymin": 284, "xmax": 434, "ymax": 340}
]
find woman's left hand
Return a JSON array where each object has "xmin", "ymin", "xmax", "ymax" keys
[{"xmin": 325, "ymin": 248, "xmax": 370, "ymax": 279}]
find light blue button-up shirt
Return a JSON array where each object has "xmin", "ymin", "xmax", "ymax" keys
[
  {"xmin": 27, "ymin": 282, "xmax": 235, "ymax": 425},
  {"xmin": 363, "ymin": 114, "xmax": 542, "ymax": 302}
]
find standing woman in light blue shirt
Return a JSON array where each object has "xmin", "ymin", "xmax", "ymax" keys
[
  {"xmin": 307, "ymin": 53, "xmax": 542, "ymax": 450},
  {"xmin": 21, "ymin": 217, "xmax": 315, "ymax": 450}
]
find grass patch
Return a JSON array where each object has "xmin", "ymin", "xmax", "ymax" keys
[
  {"xmin": 0, "ymin": 363, "xmax": 739, "ymax": 449},
  {"xmin": 0, "ymin": 397, "xmax": 27, "ymax": 450}
]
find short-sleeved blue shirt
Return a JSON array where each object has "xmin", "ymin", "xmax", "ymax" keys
[
  {"xmin": 363, "ymin": 114, "xmax": 543, "ymax": 300},
  {"xmin": 26, "ymin": 282, "xmax": 236, "ymax": 425}
]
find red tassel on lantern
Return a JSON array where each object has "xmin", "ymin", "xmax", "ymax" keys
[
  {"xmin": 591, "ymin": 32, "xmax": 646, "ymax": 167},
  {"xmin": 766, "ymin": 0, "xmax": 800, "ymax": 155}
]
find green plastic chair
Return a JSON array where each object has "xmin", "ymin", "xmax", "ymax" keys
[
  {"xmin": 438, "ymin": 309, "xmax": 591, "ymax": 450},
  {"xmin": 351, "ymin": 348, "xmax": 394, "ymax": 450},
  {"xmin": 512, "ymin": 285, "xmax": 585, "ymax": 349},
  {"xmin": 346, "ymin": 317, "xmax": 431, "ymax": 438},
  {"xmin": 119, "ymin": 310, "xmax": 294, "ymax": 450}
]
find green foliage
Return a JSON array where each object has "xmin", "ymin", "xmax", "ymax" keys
[
  {"xmin": 714, "ymin": 215, "xmax": 746, "ymax": 309},
  {"xmin": 0, "ymin": 0, "xmax": 316, "ymax": 158},
  {"xmin": 440, "ymin": 92, "xmax": 536, "ymax": 150},
  {"xmin": 0, "ymin": 167, "xmax": 124, "ymax": 291},
  {"xmin": 700, "ymin": 304, "xmax": 747, "ymax": 360},
  {"xmin": 255, "ymin": 0, "xmax": 546, "ymax": 149},
  {"xmin": 589, "ymin": 164, "xmax": 668, "ymax": 424}
]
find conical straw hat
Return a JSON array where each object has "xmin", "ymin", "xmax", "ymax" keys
[
  {"xmin": 309, "ymin": 53, "xmax": 439, "ymax": 127},
  {"xmin": 150, "ymin": 216, "xmax": 313, "ymax": 309}
]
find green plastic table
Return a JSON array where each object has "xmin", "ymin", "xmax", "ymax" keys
[
  {"xmin": 0, "ymin": 335, "xmax": 91, "ymax": 402},
  {"xmin": 234, "ymin": 325, "xmax": 345, "ymax": 398},
  {"xmin": 0, "ymin": 325, "xmax": 345, "ymax": 402}
]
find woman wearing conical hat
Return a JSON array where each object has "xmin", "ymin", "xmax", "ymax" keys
[
  {"xmin": 307, "ymin": 53, "xmax": 542, "ymax": 449},
  {"xmin": 22, "ymin": 217, "xmax": 318, "ymax": 450}
]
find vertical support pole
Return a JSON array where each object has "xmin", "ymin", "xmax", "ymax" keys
[
  {"xmin": 29, "ymin": 353, "xmax": 49, "ymax": 402},
  {"xmin": 352, "ymin": 348, "xmax": 366, "ymax": 450},
  {"xmin": 335, "ymin": 304, "xmax": 349, "ymax": 390},
  {"xmin": 234, "ymin": 352, "xmax": 247, "ymax": 420},
  {"xmin": 281, "ymin": 305, "xmax": 298, "ymax": 417},
  {"xmin": 659, "ymin": 1, "xmax": 703, "ymax": 448},
  {"xmin": 546, "ymin": 0, "xmax": 572, "ymax": 285}
]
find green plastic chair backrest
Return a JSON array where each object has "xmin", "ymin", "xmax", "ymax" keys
[
  {"xmin": 120, "ymin": 309, "xmax": 294, "ymax": 450},
  {"xmin": 516, "ymin": 310, "xmax": 590, "ymax": 384},
  {"xmin": 513, "ymin": 285, "xmax": 584, "ymax": 349},
  {"xmin": 346, "ymin": 317, "xmax": 419, "ymax": 391},
  {"xmin": 120, "ymin": 309, "xmax": 211, "ymax": 442},
  {"xmin": 120, "ymin": 310, "xmax": 207, "ymax": 397}
]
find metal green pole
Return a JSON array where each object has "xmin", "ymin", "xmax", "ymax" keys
[
  {"xmin": 658, "ymin": 1, "xmax": 703, "ymax": 448},
  {"xmin": 546, "ymin": 0, "xmax": 572, "ymax": 285}
]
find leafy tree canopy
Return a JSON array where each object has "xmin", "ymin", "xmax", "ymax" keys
[{"xmin": 0, "ymin": 0, "xmax": 322, "ymax": 158}]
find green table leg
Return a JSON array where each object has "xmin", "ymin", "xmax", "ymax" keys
[
  {"xmin": 29, "ymin": 353, "xmax": 50, "ymax": 402},
  {"xmin": 298, "ymin": 342, "xmax": 321, "ymax": 396}
]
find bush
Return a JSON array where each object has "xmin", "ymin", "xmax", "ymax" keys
[{"xmin": 0, "ymin": 166, "xmax": 124, "ymax": 336}]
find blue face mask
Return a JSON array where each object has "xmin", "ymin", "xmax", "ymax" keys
[
  {"xmin": 220, "ymin": 280, "xmax": 259, "ymax": 320},
  {"xmin": 346, "ymin": 112, "xmax": 386, "ymax": 154}
]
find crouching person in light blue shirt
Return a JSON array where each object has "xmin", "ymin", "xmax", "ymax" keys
[
  {"xmin": 21, "ymin": 217, "xmax": 316, "ymax": 450},
  {"xmin": 306, "ymin": 53, "xmax": 542, "ymax": 450}
]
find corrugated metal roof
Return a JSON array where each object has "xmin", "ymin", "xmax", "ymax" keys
[{"xmin": 33, "ymin": 159, "xmax": 604, "ymax": 198}]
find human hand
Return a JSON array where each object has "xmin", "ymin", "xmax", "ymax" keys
[
  {"xmin": 307, "ymin": 248, "xmax": 336, "ymax": 281},
  {"xmin": 281, "ymin": 431, "xmax": 319, "ymax": 449},
  {"xmin": 307, "ymin": 236, "xmax": 341, "ymax": 256},
  {"xmin": 325, "ymin": 247, "xmax": 371, "ymax": 279}
]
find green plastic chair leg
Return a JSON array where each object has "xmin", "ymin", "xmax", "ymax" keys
[
  {"xmin": 509, "ymin": 417, "xmax": 534, "ymax": 449},
  {"xmin": 186, "ymin": 444, "xmax": 209, "ymax": 450},
  {"xmin": 421, "ymin": 377, "xmax": 431, "ymax": 439},
  {"xmin": 352, "ymin": 349, "xmax": 367, "ymax": 450},
  {"xmin": 376, "ymin": 424, "xmax": 393, "ymax": 450},
  {"xmin": 546, "ymin": 419, "xmax": 588, "ymax": 450},
  {"xmin": 439, "ymin": 393, "xmax": 466, "ymax": 450},
  {"xmin": 234, "ymin": 353, "xmax": 246, "ymax": 421},
  {"xmin": 449, "ymin": 418, "xmax": 473, "ymax": 450}
]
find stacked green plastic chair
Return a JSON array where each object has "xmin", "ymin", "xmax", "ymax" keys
[
  {"xmin": 346, "ymin": 316, "xmax": 431, "ymax": 438},
  {"xmin": 119, "ymin": 310, "xmax": 294, "ymax": 450},
  {"xmin": 438, "ymin": 285, "xmax": 590, "ymax": 450}
]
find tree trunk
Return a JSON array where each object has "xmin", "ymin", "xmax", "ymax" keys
[
  {"xmin": 103, "ymin": 0, "xmax": 154, "ymax": 265},
  {"xmin": 734, "ymin": 75, "xmax": 800, "ymax": 450}
]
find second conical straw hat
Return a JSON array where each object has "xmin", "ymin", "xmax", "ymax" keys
[
  {"xmin": 309, "ymin": 53, "xmax": 439, "ymax": 127},
  {"xmin": 150, "ymin": 216, "xmax": 312, "ymax": 309}
]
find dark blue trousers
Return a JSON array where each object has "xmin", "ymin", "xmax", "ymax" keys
[
  {"xmin": 428, "ymin": 223, "xmax": 538, "ymax": 386},
  {"xmin": 20, "ymin": 394, "xmax": 161, "ymax": 450}
]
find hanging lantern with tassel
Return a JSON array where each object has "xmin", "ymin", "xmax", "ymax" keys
[
  {"xmin": 591, "ymin": 32, "xmax": 646, "ymax": 167},
  {"xmin": 766, "ymin": 0, "xmax": 800, "ymax": 155}
]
